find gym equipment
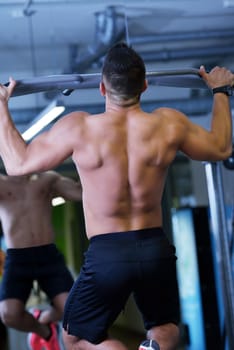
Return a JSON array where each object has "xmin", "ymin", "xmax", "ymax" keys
[
  {"xmin": 4, "ymin": 68, "xmax": 211, "ymax": 97},
  {"xmin": 205, "ymin": 162, "xmax": 234, "ymax": 350}
]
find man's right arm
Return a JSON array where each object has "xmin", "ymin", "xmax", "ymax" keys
[
  {"xmin": 177, "ymin": 66, "xmax": 233, "ymax": 161},
  {"xmin": 0, "ymin": 78, "xmax": 29, "ymax": 175},
  {"xmin": 0, "ymin": 79, "xmax": 87, "ymax": 175}
]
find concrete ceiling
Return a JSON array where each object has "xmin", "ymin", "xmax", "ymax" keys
[{"xmin": 0, "ymin": 0, "xmax": 234, "ymax": 133}]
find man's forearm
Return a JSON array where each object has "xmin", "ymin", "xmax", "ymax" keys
[
  {"xmin": 0, "ymin": 104, "xmax": 27, "ymax": 175},
  {"xmin": 211, "ymin": 93, "xmax": 233, "ymax": 158},
  {"xmin": 199, "ymin": 65, "xmax": 233, "ymax": 158}
]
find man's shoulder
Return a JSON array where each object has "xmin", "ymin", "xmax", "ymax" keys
[
  {"xmin": 42, "ymin": 170, "xmax": 58, "ymax": 176},
  {"xmin": 42, "ymin": 171, "xmax": 73, "ymax": 184},
  {"xmin": 151, "ymin": 106, "xmax": 179, "ymax": 115},
  {"xmin": 151, "ymin": 107, "xmax": 188, "ymax": 123},
  {"xmin": 32, "ymin": 171, "xmax": 58, "ymax": 183},
  {"xmin": 63, "ymin": 110, "xmax": 91, "ymax": 121}
]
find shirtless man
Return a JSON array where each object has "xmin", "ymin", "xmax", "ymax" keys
[
  {"xmin": 0, "ymin": 43, "xmax": 233, "ymax": 350},
  {"xmin": 0, "ymin": 171, "xmax": 82, "ymax": 350}
]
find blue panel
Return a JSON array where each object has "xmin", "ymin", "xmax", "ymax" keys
[{"xmin": 172, "ymin": 208, "xmax": 206, "ymax": 350}]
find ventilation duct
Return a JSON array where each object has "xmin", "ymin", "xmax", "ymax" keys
[{"xmin": 70, "ymin": 6, "xmax": 126, "ymax": 73}]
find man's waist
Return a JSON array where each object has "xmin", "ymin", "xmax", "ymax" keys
[{"xmin": 90, "ymin": 226, "xmax": 164, "ymax": 242}]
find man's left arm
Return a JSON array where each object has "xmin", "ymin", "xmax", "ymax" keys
[{"xmin": 0, "ymin": 78, "xmax": 29, "ymax": 175}]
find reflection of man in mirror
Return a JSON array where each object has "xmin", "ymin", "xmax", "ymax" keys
[{"xmin": 0, "ymin": 171, "xmax": 82, "ymax": 350}]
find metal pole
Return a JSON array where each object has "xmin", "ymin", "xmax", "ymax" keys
[
  {"xmin": 205, "ymin": 162, "xmax": 234, "ymax": 349},
  {"xmin": 3, "ymin": 68, "xmax": 209, "ymax": 97}
]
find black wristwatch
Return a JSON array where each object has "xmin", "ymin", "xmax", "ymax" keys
[{"xmin": 212, "ymin": 85, "xmax": 233, "ymax": 96}]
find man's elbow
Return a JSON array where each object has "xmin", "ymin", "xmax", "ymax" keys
[
  {"xmin": 212, "ymin": 143, "xmax": 233, "ymax": 161},
  {"xmin": 221, "ymin": 142, "xmax": 233, "ymax": 159},
  {"xmin": 222, "ymin": 143, "xmax": 233, "ymax": 161}
]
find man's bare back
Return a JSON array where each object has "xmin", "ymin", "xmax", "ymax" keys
[
  {"xmin": 0, "ymin": 171, "xmax": 82, "ymax": 248},
  {"xmin": 73, "ymin": 108, "xmax": 174, "ymax": 237},
  {"xmin": 69, "ymin": 97, "xmax": 232, "ymax": 238}
]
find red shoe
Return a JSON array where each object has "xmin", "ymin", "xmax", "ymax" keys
[
  {"xmin": 27, "ymin": 332, "xmax": 45, "ymax": 350},
  {"xmin": 40, "ymin": 323, "xmax": 62, "ymax": 350},
  {"xmin": 27, "ymin": 309, "xmax": 44, "ymax": 350}
]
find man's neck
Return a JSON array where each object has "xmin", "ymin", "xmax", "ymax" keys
[{"xmin": 105, "ymin": 95, "xmax": 141, "ymax": 113}]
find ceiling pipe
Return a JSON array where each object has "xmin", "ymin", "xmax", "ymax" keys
[
  {"xmin": 129, "ymin": 28, "xmax": 234, "ymax": 45},
  {"xmin": 69, "ymin": 6, "xmax": 234, "ymax": 72},
  {"xmin": 139, "ymin": 44, "xmax": 234, "ymax": 62},
  {"xmin": 64, "ymin": 5, "xmax": 234, "ymax": 74}
]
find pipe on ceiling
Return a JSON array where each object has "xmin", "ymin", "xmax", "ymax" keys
[
  {"xmin": 129, "ymin": 28, "xmax": 234, "ymax": 45},
  {"xmin": 139, "ymin": 44, "xmax": 234, "ymax": 62},
  {"xmin": 69, "ymin": 6, "xmax": 234, "ymax": 72}
]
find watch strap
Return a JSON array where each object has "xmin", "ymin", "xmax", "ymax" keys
[{"xmin": 212, "ymin": 85, "xmax": 233, "ymax": 96}]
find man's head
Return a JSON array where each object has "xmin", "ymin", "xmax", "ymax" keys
[{"xmin": 101, "ymin": 42, "xmax": 147, "ymax": 106}]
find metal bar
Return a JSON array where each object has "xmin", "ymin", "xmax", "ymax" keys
[
  {"xmin": 4, "ymin": 68, "xmax": 212, "ymax": 97},
  {"xmin": 205, "ymin": 162, "xmax": 234, "ymax": 350}
]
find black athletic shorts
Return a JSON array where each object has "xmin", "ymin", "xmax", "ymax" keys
[
  {"xmin": 0, "ymin": 244, "xmax": 74, "ymax": 303},
  {"xmin": 63, "ymin": 227, "xmax": 180, "ymax": 344}
]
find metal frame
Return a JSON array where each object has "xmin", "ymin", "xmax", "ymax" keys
[{"xmin": 205, "ymin": 162, "xmax": 234, "ymax": 349}]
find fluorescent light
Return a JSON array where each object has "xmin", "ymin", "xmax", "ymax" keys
[
  {"xmin": 52, "ymin": 196, "xmax": 65, "ymax": 206},
  {"xmin": 22, "ymin": 100, "xmax": 65, "ymax": 141}
]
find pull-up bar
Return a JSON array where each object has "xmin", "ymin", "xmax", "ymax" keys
[{"xmin": 4, "ymin": 68, "xmax": 212, "ymax": 97}]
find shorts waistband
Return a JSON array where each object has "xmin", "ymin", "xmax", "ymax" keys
[
  {"xmin": 6, "ymin": 243, "xmax": 55, "ymax": 256},
  {"xmin": 90, "ymin": 227, "xmax": 164, "ymax": 243}
]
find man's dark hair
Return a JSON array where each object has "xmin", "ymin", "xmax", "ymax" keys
[{"xmin": 102, "ymin": 42, "xmax": 146, "ymax": 101}]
